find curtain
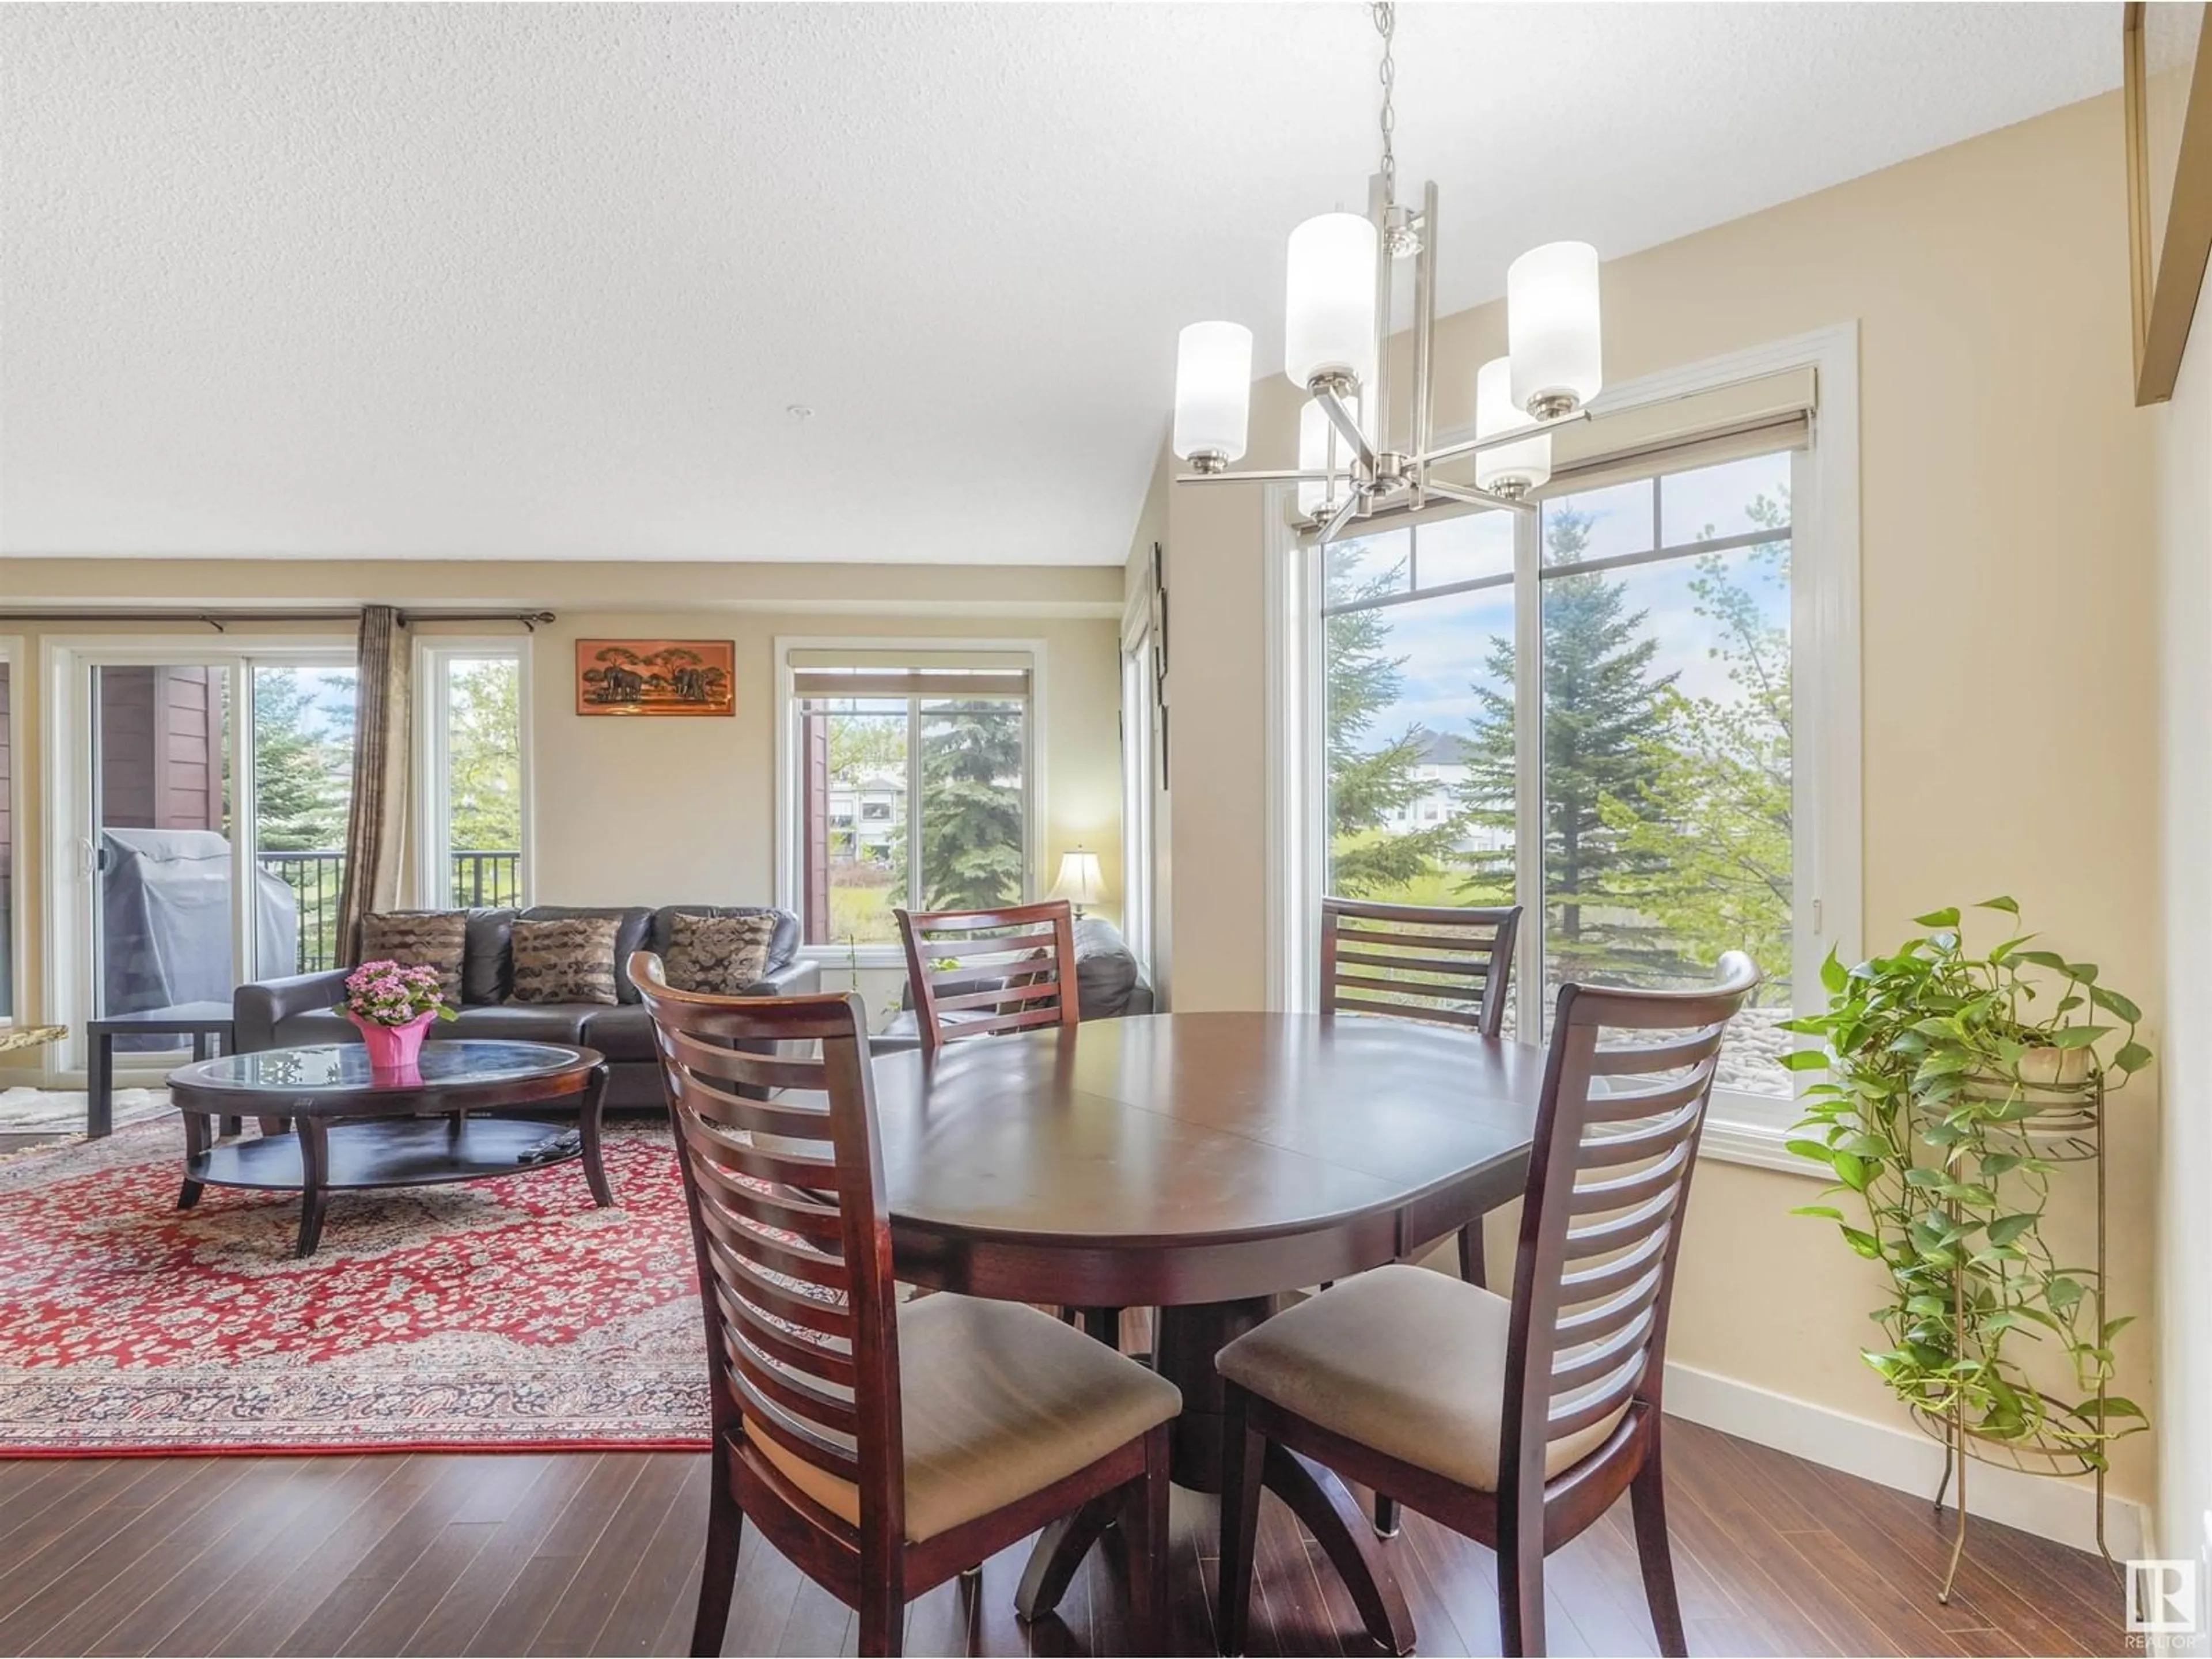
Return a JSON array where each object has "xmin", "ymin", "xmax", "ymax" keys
[{"xmin": 335, "ymin": 605, "xmax": 410, "ymax": 966}]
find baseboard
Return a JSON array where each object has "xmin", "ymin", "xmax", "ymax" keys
[{"xmin": 1663, "ymin": 1361, "xmax": 2146, "ymax": 1560}]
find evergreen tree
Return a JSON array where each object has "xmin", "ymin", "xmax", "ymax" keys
[
  {"xmin": 913, "ymin": 701, "xmax": 1025, "ymax": 910},
  {"xmin": 1324, "ymin": 539, "xmax": 1460, "ymax": 896},
  {"xmin": 251, "ymin": 669, "xmax": 350, "ymax": 853},
  {"xmin": 1458, "ymin": 506, "xmax": 1687, "ymax": 984}
]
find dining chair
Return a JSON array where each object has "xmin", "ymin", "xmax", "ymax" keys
[
  {"xmin": 894, "ymin": 899, "xmax": 1082, "ymax": 1057},
  {"xmin": 1215, "ymin": 952, "xmax": 1761, "ymax": 1658},
  {"xmin": 632, "ymin": 952, "xmax": 1179, "ymax": 1658}
]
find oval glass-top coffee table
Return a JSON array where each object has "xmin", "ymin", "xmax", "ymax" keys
[{"xmin": 166, "ymin": 1040, "xmax": 613, "ymax": 1256}]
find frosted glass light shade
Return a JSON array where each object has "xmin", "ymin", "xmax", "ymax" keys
[
  {"xmin": 1474, "ymin": 356, "xmax": 1551, "ymax": 495},
  {"xmin": 1507, "ymin": 241, "xmax": 1603, "ymax": 415},
  {"xmin": 1297, "ymin": 393, "xmax": 1361, "ymax": 517},
  {"xmin": 1172, "ymin": 321, "xmax": 1253, "ymax": 462},
  {"xmin": 1284, "ymin": 213, "xmax": 1378, "ymax": 389}
]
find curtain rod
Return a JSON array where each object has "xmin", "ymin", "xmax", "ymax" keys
[{"xmin": 0, "ymin": 609, "xmax": 557, "ymax": 632}]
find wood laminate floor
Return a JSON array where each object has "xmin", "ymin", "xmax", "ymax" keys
[{"xmin": 0, "ymin": 1419, "xmax": 2127, "ymax": 1657}]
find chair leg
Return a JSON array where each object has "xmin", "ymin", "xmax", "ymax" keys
[
  {"xmin": 1080, "ymin": 1306, "xmax": 1120, "ymax": 1347},
  {"xmin": 690, "ymin": 1483, "xmax": 744, "ymax": 1657},
  {"xmin": 1457, "ymin": 1219, "xmax": 1486, "ymax": 1286},
  {"xmin": 1498, "ymin": 1517, "xmax": 1547, "ymax": 1657},
  {"xmin": 1372, "ymin": 1493, "xmax": 1400, "ymax": 1537},
  {"xmin": 1216, "ymin": 1385, "xmax": 1266, "ymax": 1657},
  {"xmin": 1123, "ymin": 1423, "xmax": 1171, "ymax": 1653},
  {"xmin": 857, "ymin": 1582, "xmax": 904, "ymax": 1657},
  {"xmin": 1630, "ymin": 1448, "xmax": 1688, "ymax": 1658}
]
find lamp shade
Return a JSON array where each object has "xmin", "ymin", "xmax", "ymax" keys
[
  {"xmin": 1473, "ymin": 356, "xmax": 1551, "ymax": 495},
  {"xmin": 1172, "ymin": 321, "xmax": 1253, "ymax": 463},
  {"xmin": 1297, "ymin": 393, "xmax": 1360, "ymax": 517},
  {"xmin": 1284, "ymin": 213, "xmax": 1377, "ymax": 389},
  {"xmin": 1506, "ymin": 241, "xmax": 1603, "ymax": 415},
  {"xmin": 1047, "ymin": 849, "xmax": 1106, "ymax": 909}
]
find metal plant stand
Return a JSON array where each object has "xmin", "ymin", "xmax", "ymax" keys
[{"xmin": 1919, "ymin": 1072, "xmax": 2120, "ymax": 1604}]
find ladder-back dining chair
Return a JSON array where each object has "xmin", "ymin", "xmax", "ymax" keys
[
  {"xmin": 895, "ymin": 899, "xmax": 1081, "ymax": 1056},
  {"xmin": 1217, "ymin": 952, "xmax": 1760, "ymax": 1657},
  {"xmin": 632, "ymin": 952, "xmax": 1179, "ymax": 1657},
  {"xmin": 1320, "ymin": 898, "xmax": 1521, "ymax": 1283}
]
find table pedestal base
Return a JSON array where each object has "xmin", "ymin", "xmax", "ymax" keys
[{"xmin": 1014, "ymin": 1297, "xmax": 1414, "ymax": 1656}]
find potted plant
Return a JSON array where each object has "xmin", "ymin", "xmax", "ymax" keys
[
  {"xmin": 1782, "ymin": 897, "xmax": 2149, "ymax": 1469},
  {"xmin": 335, "ymin": 960, "xmax": 459, "ymax": 1073}
]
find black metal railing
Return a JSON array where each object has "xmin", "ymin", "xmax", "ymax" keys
[{"xmin": 254, "ymin": 850, "xmax": 522, "ymax": 974}]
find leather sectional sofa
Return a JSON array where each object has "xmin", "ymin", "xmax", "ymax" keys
[{"xmin": 233, "ymin": 904, "xmax": 817, "ymax": 1109}]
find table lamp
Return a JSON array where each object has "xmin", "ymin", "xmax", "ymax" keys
[{"xmin": 1046, "ymin": 848, "xmax": 1106, "ymax": 919}]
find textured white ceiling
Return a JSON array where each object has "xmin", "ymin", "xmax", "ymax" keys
[{"xmin": 1, "ymin": 3, "xmax": 2117, "ymax": 565}]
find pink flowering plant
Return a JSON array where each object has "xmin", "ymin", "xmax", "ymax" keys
[{"xmin": 335, "ymin": 960, "xmax": 458, "ymax": 1027}]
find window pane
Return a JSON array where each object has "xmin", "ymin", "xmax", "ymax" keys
[
  {"xmin": 1324, "ymin": 528, "xmax": 1411, "ymax": 608},
  {"xmin": 917, "ymin": 698, "xmax": 1026, "ymax": 912},
  {"xmin": 442, "ymin": 656, "xmax": 524, "ymax": 907},
  {"xmin": 1540, "ymin": 479, "xmax": 1654, "ymax": 566},
  {"xmin": 1415, "ymin": 510, "xmax": 1513, "ymax": 590},
  {"xmin": 1537, "ymin": 535, "xmax": 1791, "ymax": 1093},
  {"xmin": 251, "ymin": 665, "xmax": 357, "ymax": 976},
  {"xmin": 1660, "ymin": 451, "xmax": 1793, "ymax": 546},
  {"xmin": 815, "ymin": 700, "xmax": 907, "ymax": 947},
  {"xmin": 93, "ymin": 663, "xmax": 237, "ymax": 1028}
]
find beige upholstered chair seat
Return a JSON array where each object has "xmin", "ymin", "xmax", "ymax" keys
[
  {"xmin": 755, "ymin": 1293, "xmax": 1181, "ymax": 1543},
  {"xmin": 1215, "ymin": 1264, "xmax": 1628, "ymax": 1493}
]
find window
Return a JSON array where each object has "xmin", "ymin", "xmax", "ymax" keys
[
  {"xmin": 0, "ymin": 647, "xmax": 14, "ymax": 1022},
  {"xmin": 1278, "ymin": 332, "xmax": 1862, "ymax": 1164},
  {"xmin": 418, "ymin": 642, "xmax": 529, "ymax": 910},
  {"xmin": 249, "ymin": 662, "xmax": 358, "ymax": 974},
  {"xmin": 781, "ymin": 648, "xmax": 1036, "ymax": 952}
]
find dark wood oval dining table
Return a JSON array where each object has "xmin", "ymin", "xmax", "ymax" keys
[{"xmin": 869, "ymin": 1009, "xmax": 1546, "ymax": 1656}]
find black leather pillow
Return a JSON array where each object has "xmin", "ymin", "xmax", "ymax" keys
[
  {"xmin": 358, "ymin": 911, "xmax": 467, "ymax": 1006},
  {"xmin": 509, "ymin": 916, "xmax": 621, "ymax": 1006}
]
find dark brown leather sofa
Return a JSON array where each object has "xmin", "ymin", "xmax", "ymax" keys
[{"xmin": 232, "ymin": 904, "xmax": 817, "ymax": 1109}]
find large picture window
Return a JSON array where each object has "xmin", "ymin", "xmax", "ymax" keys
[{"xmin": 783, "ymin": 653, "xmax": 1033, "ymax": 950}]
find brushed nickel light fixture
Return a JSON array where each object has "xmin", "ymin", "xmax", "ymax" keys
[{"xmin": 1171, "ymin": 2, "xmax": 1604, "ymax": 537}]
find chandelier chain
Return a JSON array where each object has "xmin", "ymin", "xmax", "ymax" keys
[{"xmin": 1372, "ymin": 0, "xmax": 1396, "ymax": 204}]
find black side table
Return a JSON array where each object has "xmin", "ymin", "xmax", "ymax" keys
[{"xmin": 86, "ymin": 1002, "xmax": 236, "ymax": 1139}]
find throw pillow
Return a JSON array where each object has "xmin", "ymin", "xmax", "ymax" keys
[
  {"xmin": 509, "ymin": 915, "xmax": 622, "ymax": 1006},
  {"xmin": 664, "ymin": 911, "xmax": 778, "ymax": 995},
  {"xmin": 358, "ymin": 911, "xmax": 467, "ymax": 1006}
]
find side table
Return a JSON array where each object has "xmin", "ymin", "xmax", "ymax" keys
[{"xmin": 87, "ymin": 1002, "xmax": 236, "ymax": 1140}]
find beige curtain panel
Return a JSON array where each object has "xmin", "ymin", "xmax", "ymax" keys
[{"xmin": 336, "ymin": 605, "xmax": 411, "ymax": 967}]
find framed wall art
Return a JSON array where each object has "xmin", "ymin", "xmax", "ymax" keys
[{"xmin": 574, "ymin": 639, "xmax": 736, "ymax": 716}]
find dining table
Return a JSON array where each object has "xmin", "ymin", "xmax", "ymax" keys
[{"xmin": 869, "ymin": 1008, "xmax": 1546, "ymax": 1656}]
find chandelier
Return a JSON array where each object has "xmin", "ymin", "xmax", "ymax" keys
[{"xmin": 1171, "ymin": 2, "xmax": 1604, "ymax": 539}]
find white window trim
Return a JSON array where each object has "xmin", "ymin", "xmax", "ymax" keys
[
  {"xmin": 413, "ymin": 636, "xmax": 535, "ymax": 911},
  {"xmin": 0, "ymin": 635, "xmax": 23, "ymax": 1035},
  {"xmin": 1119, "ymin": 586, "xmax": 1158, "ymax": 982},
  {"xmin": 773, "ymin": 635, "xmax": 1048, "ymax": 969},
  {"xmin": 40, "ymin": 632, "xmax": 357, "ymax": 1075},
  {"xmin": 1267, "ymin": 323, "xmax": 1862, "ymax": 1176}
]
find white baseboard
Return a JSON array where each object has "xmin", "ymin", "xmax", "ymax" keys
[{"xmin": 1663, "ymin": 1361, "xmax": 2147, "ymax": 1560}]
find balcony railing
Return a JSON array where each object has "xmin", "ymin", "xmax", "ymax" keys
[{"xmin": 255, "ymin": 850, "xmax": 522, "ymax": 974}]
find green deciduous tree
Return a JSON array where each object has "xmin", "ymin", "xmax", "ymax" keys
[
  {"xmin": 1324, "ymin": 540, "xmax": 1462, "ymax": 896},
  {"xmin": 445, "ymin": 659, "xmax": 523, "ymax": 855}
]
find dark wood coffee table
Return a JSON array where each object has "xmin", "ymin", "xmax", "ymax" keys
[{"xmin": 165, "ymin": 1040, "xmax": 612, "ymax": 1256}]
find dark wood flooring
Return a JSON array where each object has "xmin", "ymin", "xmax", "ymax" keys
[{"xmin": 0, "ymin": 1419, "xmax": 2127, "ymax": 1657}]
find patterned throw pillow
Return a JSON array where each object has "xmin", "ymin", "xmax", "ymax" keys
[
  {"xmin": 358, "ymin": 911, "xmax": 467, "ymax": 1006},
  {"xmin": 664, "ymin": 912, "xmax": 777, "ymax": 995},
  {"xmin": 509, "ymin": 916, "xmax": 622, "ymax": 1006}
]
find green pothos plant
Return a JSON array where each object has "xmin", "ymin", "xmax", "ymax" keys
[{"xmin": 1781, "ymin": 897, "xmax": 2149, "ymax": 1469}]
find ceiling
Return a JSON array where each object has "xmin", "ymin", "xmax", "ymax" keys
[{"xmin": 1, "ymin": 3, "xmax": 2118, "ymax": 566}]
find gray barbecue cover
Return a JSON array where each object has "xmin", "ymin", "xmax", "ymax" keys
[{"xmin": 101, "ymin": 828, "xmax": 297, "ymax": 1044}]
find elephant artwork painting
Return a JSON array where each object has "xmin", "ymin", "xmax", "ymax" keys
[{"xmin": 574, "ymin": 639, "xmax": 736, "ymax": 716}]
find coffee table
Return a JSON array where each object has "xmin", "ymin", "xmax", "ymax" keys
[{"xmin": 166, "ymin": 1040, "xmax": 613, "ymax": 1256}]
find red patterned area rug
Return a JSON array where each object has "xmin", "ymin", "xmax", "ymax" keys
[{"xmin": 0, "ymin": 1119, "xmax": 711, "ymax": 1456}]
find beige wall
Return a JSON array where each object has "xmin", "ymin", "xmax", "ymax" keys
[
  {"xmin": 1144, "ymin": 92, "xmax": 2162, "ymax": 1502},
  {"xmin": 0, "ymin": 558, "xmax": 1124, "ymax": 1041},
  {"xmin": 2155, "ymin": 259, "xmax": 2212, "ymax": 1562}
]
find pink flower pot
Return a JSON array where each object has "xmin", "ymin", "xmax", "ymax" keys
[{"xmin": 349, "ymin": 1010, "xmax": 434, "ymax": 1075}]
